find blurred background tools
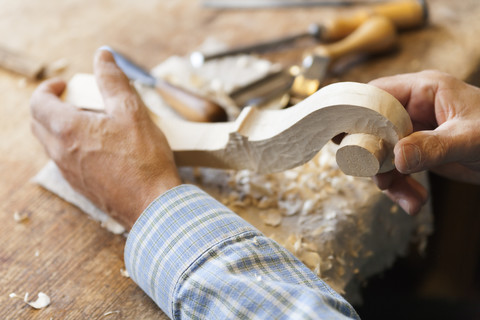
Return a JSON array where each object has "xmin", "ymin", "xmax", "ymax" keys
[
  {"xmin": 292, "ymin": 15, "xmax": 397, "ymax": 97},
  {"xmin": 230, "ymin": 14, "xmax": 398, "ymax": 107},
  {"xmin": 190, "ymin": 24, "xmax": 322, "ymax": 68},
  {"xmin": 103, "ymin": 46, "xmax": 227, "ymax": 122},
  {"xmin": 191, "ymin": 0, "xmax": 427, "ymax": 68},
  {"xmin": 319, "ymin": 0, "xmax": 427, "ymax": 41},
  {"xmin": 102, "ymin": 1, "xmax": 428, "ymax": 121}
]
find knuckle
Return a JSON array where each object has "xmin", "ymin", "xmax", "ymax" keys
[
  {"xmin": 423, "ymin": 133, "xmax": 448, "ymax": 166},
  {"xmin": 122, "ymin": 94, "xmax": 146, "ymax": 120},
  {"xmin": 421, "ymin": 70, "xmax": 456, "ymax": 87},
  {"xmin": 51, "ymin": 118, "xmax": 78, "ymax": 147},
  {"xmin": 420, "ymin": 69, "xmax": 445, "ymax": 79},
  {"xmin": 51, "ymin": 119, "xmax": 71, "ymax": 137}
]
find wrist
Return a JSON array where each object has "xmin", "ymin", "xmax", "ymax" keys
[{"xmin": 126, "ymin": 172, "xmax": 182, "ymax": 230}]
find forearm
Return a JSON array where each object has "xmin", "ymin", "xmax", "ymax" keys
[{"xmin": 124, "ymin": 184, "xmax": 359, "ymax": 319}]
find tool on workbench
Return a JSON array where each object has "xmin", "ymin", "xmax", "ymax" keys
[
  {"xmin": 190, "ymin": 24, "xmax": 322, "ymax": 68},
  {"xmin": 231, "ymin": 15, "xmax": 398, "ymax": 106},
  {"xmin": 291, "ymin": 15, "xmax": 397, "ymax": 97},
  {"xmin": 191, "ymin": 0, "xmax": 427, "ymax": 67},
  {"xmin": 321, "ymin": 0, "xmax": 427, "ymax": 41},
  {"xmin": 101, "ymin": 46, "xmax": 227, "ymax": 122},
  {"xmin": 229, "ymin": 69, "xmax": 295, "ymax": 108},
  {"xmin": 0, "ymin": 45, "xmax": 45, "ymax": 79}
]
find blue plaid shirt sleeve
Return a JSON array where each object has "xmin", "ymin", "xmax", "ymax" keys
[{"xmin": 124, "ymin": 184, "xmax": 360, "ymax": 319}]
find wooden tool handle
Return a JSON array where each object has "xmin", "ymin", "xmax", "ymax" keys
[
  {"xmin": 155, "ymin": 79, "xmax": 227, "ymax": 122},
  {"xmin": 314, "ymin": 16, "xmax": 397, "ymax": 61},
  {"xmin": 0, "ymin": 46, "xmax": 44, "ymax": 79},
  {"xmin": 322, "ymin": 0, "xmax": 427, "ymax": 41}
]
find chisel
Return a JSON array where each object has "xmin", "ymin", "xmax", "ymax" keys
[
  {"xmin": 191, "ymin": 0, "xmax": 427, "ymax": 67},
  {"xmin": 102, "ymin": 46, "xmax": 227, "ymax": 122},
  {"xmin": 291, "ymin": 15, "xmax": 397, "ymax": 97}
]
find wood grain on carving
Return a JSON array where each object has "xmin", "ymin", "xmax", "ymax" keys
[{"xmin": 64, "ymin": 74, "xmax": 412, "ymax": 177}]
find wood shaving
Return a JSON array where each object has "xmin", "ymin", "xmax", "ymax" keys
[
  {"xmin": 102, "ymin": 310, "xmax": 121, "ymax": 317},
  {"xmin": 100, "ymin": 218, "xmax": 125, "ymax": 235},
  {"xmin": 10, "ymin": 292, "xmax": 50, "ymax": 309},
  {"xmin": 178, "ymin": 142, "xmax": 433, "ymax": 303},
  {"xmin": 13, "ymin": 211, "xmax": 30, "ymax": 222},
  {"xmin": 120, "ymin": 268, "xmax": 129, "ymax": 278},
  {"xmin": 259, "ymin": 209, "xmax": 282, "ymax": 227}
]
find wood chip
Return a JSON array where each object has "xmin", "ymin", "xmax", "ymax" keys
[
  {"xmin": 13, "ymin": 211, "xmax": 29, "ymax": 223},
  {"xmin": 10, "ymin": 292, "xmax": 51, "ymax": 309}
]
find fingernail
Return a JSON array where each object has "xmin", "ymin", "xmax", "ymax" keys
[
  {"xmin": 398, "ymin": 199, "xmax": 411, "ymax": 215},
  {"xmin": 97, "ymin": 45, "xmax": 113, "ymax": 53},
  {"xmin": 402, "ymin": 144, "xmax": 421, "ymax": 172}
]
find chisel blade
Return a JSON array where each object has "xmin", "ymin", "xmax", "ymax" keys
[
  {"xmin": 229, "ymin": 70, "xmax": 294, "ymax": 108},
  {"xmin": 290, "ymin": 55, "xmax": 330, "ymax": 98},
  {"xmin": 99, "ymin": 45, "xmax": 157, "ymax": 87}
]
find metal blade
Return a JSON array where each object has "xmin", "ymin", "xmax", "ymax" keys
[
  {"xmin": 302, "ymin": 54, "xmax": 330, "ymax": 80},
  {"xmin": 290, "ymin": 55, "xmax": 330, "ymax": 97},
  {"xmin": 190, "ymin": 24, "xmax": 322, "ymax": 68},
  {"xmin": 99, "ymin": 46, "xmax": 157, "ymax": 87},
  {"xmin": 229, "ymin": 70, "xmax": 294, "ymax": 108}
]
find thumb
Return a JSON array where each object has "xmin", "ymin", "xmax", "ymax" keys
[
  {"xmin": 394, "ymin": 123, "xmax": 465, "ymax": 174},
  {"xmin": 94, "ymin": 48, "xmax": 141, "ymax": 115}
]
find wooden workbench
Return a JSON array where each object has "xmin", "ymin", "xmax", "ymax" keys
[{"xmin": 1, "ymin": 1, "xmax": 479, "ymax": 319}]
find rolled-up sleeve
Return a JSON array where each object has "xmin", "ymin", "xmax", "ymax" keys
[{"xmin": 125, "ymin": 184, "xmax": 359, "ymax": 319}]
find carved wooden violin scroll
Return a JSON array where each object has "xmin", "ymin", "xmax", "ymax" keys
[{"xmin": 65, "ymin": 74, "xmax": 413, "ymax": 177}]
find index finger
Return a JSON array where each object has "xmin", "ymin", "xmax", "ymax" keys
[
  {"xmin": 368, "ymin": 74, "xmax": 415, "ymax": 107},
  {"xmin": 30, "ymin": 78, "xmax": 88, "ymax": 134},
  {"xmin": 93, "ymin": 49, "xmax": 138, "ymax": 115},
  {"xmin": 369, "ymin": 70, "xmax": 443, "ymax": 131}
]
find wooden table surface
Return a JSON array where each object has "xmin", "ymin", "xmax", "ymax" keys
[{"xmin": 1, "ymin": 1, "xmax": 480, "ymax": 319}]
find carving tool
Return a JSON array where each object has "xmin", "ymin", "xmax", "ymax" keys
[
  {"xmin": 291, "ymin": 15, "xmax": 397, "ymax": 97},
  {"xmin": 190, "ymin": 24, "xmax": 322, "ymax": 68},
  {"xmin": 232, "ymin": 15, "xmax": 398, "ymax": 104},
  {"xmin": 101, "ymin": 46, "xmax": 227, "ymax": 122},
  {"xmin": 229, "ymin": 69, "xmax": 295, "ymax": 108},
  {"xmin": 191, "ymin": 0, "xmax": 427, "ymax": 67},
  {"xmin": 231, "ymin": 15, "xmax": 398, "ymax": 106}
]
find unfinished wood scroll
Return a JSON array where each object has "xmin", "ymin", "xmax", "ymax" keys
[{"xmin": 65, "ymin": 74, "xmax": 412, "ymax": 177}]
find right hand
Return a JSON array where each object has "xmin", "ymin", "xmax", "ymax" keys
[{"xmin": 369, "ymin": 70, "xmax": 480, "ymax": 214}]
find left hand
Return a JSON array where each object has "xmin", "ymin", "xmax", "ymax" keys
[{"xmin": 30, "ymin": 50, "xmax": 182, "ymax": 229}]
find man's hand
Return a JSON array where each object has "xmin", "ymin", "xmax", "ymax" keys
[
  {"xmin": 30, "ymin": 50, "xmax": 181, "ymax": 229},
  {"xmin": 370, "ymin": 70, "xmax": 480, "ymax": 215}
]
